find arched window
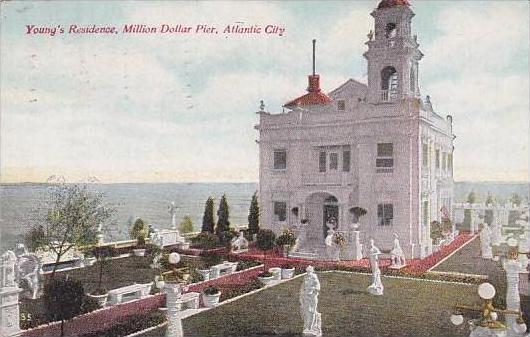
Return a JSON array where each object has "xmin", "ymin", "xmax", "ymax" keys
[
  {"xmin": 385, "ymin": 23, "xmax": 397, "ymax": 39},
  {"xmin": 410, "ymin": 66, "xmax": 416, "ymax": 92},
  {"xmin": 381, "ymin": 66, "xmax": 398, "ymax": 101}
]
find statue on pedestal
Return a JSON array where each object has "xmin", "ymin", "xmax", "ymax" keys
[
  {"xmin": 390, "ymin": 234, "xmax": 406, "ymax": 269},
  {"xmin": 168, "ymin": 202, "xmax": 179, "ymax": 230},
  {"xmin": 367, "ymin": 239, "xmax": 384, "ymax": 296},
  {"xmin": 230, "ymin": 232, "xmax": 249, "ymax": 253},
  {"xmin": 300, "ymin": 266, "xmax": 322, "ymax": 337}
]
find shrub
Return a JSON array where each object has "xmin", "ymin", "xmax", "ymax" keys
[
  {"xmin": 130, "ymin": 218, "xmax": 148, "ymax": 246},
  {"xmin": 203, "ymin": 286, "xmax": 220, "ymax": 295},
  {"xmin": 236, "ymin": 260, "xmax": 262, "ymax": 271},
  {"xmin": 189, "ymin": 268, "xmax": 204, "ymax": 283},
  {"xmin": 199, "ymin": 251, "xmax": 223, "ymax": 268},
  {"xmin": 275, "ymin": 229, "xmax": 297, "ymax": 248},
  {"xmin": 218, "ymin": 229, "xmax": 238, "ymax": 246},
  {"xmin": 220, "ymin": 278, "xmax": 264, "ymax": 301},
  {"xmin": 256, "ymin": 229, "xmax": 276, "ymax": 253},
  {"xmin": 349, "ymin": 207, "xmax": 367, "ymax": 222},
  {"xmin": 258, "ymin": 271, "xmax": 273, "ymax": 278},
  {"xmin": 192, "ymin": 232, "xmax": 221, "ymax": 249},
  {"xmin": 44, "ymin": 277, "xmax": 85, "ymax": 336},
  {"xmin": 80, "ymin": 295, "xmax": 101, "ymax": 314},
  {"xmin": 179, "ymin": 215, "xmax": 194, "ymax": 233},
  {"xmin": 281, "ymin": 263, "xmax": 293, "ymax": 270},
  {"xmin": 79, "ymin": 311, "xmax": 166, "ymax": 337}
]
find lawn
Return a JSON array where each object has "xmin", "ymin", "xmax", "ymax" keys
[{"xmin": 173, "ymin": 272, "xmax": 478, "ymax": 337}]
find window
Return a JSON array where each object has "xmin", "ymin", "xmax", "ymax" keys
[
  {"xmin": 273, "ymin": 202, "xmax": 287, "ymax": 222},
  {"xmin": 442, "ymin": 152, "xmax": 447, "ymax": 171},
  {"xmin": 273, "ymin": 150, "xmax": 287, "ymax": 170},
  {"xmin": 376, "ymin": 143, "xmax": 394, "ymax": 173},
  {"xmin": 337, "ymin": 100, "xmax": 346, "ymax": 111},
  {"xmin": 319, "ymin": 151, "xmax": 327, "ymax": 173},
  {"xmin": 377, "ymin": 204, "xmax": 393, "ymax": 226},
  {"xmin": 422, "ymin": 144, "xmax": 429, "ymax": 167},
  {"xmin": 385, "ymin": 23, "xmax": 397, "ymax": 38},
  {"xmin": 342, "ymin": 150, "xmax": 351, "ymax": 172},
  {"xmin": 329, "ymin": 153, "xmax": 338, "ymax": 170},
  {"xmin": 448, "ymin": 153, "xmax": 453, "ymax": 173},
  {"xmin": 381, "ymin": 66, "xmax": 398, "ymax": 101},
  {"xmin": 435, "ymin": 150, "xmax": 440, "ymax": 169}
]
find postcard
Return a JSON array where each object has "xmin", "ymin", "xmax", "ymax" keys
[{"xmin": 0, "ymin": 1, "xmax": 529, "ymax": 336}]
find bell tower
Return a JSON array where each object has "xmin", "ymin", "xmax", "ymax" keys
[{"xmin": 363, "ymin": 0, "xmax": 423, "ymax": 104}]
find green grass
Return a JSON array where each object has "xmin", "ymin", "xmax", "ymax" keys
[{"xmin": 178, "ymin": 272, "xmax": 478, "ymax": 337}]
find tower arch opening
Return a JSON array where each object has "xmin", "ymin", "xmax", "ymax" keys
[{"xmin": 381, "ymin": 66, "xmax": 398, "ymax": 101}]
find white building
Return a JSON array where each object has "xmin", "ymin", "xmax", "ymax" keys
[{"xmin": 256, "ymin": 0, "xmax": 455, "ymax": 258}]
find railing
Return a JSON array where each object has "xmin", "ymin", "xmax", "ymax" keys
[
  {"xmin": 381, "ymin": 90, "xmax": 389, "ymax": 102},
  {"xmin": 301, "ymin": 172, "xmax": 354, "ymax": 186}
]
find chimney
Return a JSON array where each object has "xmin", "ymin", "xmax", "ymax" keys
[{"xmin": 307, "ymin": 39, "xmax": 321, "ymax": 93}]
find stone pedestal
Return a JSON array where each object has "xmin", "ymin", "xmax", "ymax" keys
[
  {"xmin": 504, "ymin": 259, "xmax": 521, "ymax": 333},
  {"xmin": 164, "ymin": 283, "xmax": 183, "ymax": 337},
  {"xmin": 341, "ymin": 231, "xmax": 362, "ymax": 261},
  {"xmin": 0, "ymin": 287, "xmax": 23, "ymax": 337}
]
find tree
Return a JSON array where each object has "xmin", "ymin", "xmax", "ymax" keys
[
  {"xmin": 179, "ymin": 216, "xmax": 194, "ymax": 233},
  {"xmin": 248, "ymin": 192, "xmax": 260, "ymax": 235},
  {"xmin": 130, "ymin": 218, "xmax": 148, "ymax": 246},
  {"xmin": 257, "ymin": 229, "xmax": 276, "ymax": 261},
  {"xmin": 216, "ymin": 194, "xmax": 230, "ymax": 236},
  {"xmin": 467, "ymin": 191, "xmax": 477, "ymax": 204},
  {"xmin": 44, "ymin": 277, "xmax": 84, "ymax": 336},
  {"xmin": 92, "ymin": 246, "xmax": 117, "ymax": 295},
  {"xmin": 25, "ymin": 180, "xmax": 116, "ymax": 279},
  {"xmin": 201, "ymin": 197, "xmax": 215, "ymax": 233}
]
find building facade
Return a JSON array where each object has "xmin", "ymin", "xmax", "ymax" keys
[{"xmin": 256, "ymin": 0, "xmax": 455, "ymax": 258}]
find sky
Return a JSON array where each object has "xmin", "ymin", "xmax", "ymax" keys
[{"xmin": 1, "ymin": 0, "xmax": 529, "ymax": 183}]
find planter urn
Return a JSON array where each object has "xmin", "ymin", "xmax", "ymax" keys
[{"xmin": 202, "ymin": 292, "xmax": 221, "ymax": 308}]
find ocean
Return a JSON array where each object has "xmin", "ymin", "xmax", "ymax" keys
[{"xmin": 0, "ymin": 181, "xmax": 527, "ymax": 250}]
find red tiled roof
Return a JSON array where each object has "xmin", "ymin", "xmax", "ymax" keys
[
  {"xmin": 377, "ymin": 0, "xmax": 410, "ymax": 9},
  {"xmin": 284, "ymin": 74, "xmax": 332, "ymax": 108}
]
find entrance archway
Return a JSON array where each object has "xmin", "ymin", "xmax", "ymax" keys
[{"xmin": 305, "ymin": 192, "xmax": 339, "ymax": 243}]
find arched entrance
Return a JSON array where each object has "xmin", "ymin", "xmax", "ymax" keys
[{"xmin": 305, "ymin": 192, "xmax": 339, "ymax": 243}]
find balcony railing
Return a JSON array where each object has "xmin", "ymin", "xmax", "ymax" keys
[
  {"xmin": 381, "ymin": 90, "xmax": 389, "ymax": 102},
  {"xmin": 302, "ymin": 172, "xmax": 354, "ymax": 186}
]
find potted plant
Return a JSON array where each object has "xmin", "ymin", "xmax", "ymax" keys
[
  {"xmin": 349, "ymin": 207, "xmax": 367, "ymax": 230},
  {"xmin": 331, "ymin": 232, "xmax": 346, "ymax": 261},
  {"xmin": 83, "ymin": 250, "xmax": 96, "ymax": 266},
  {"xmin": 87, "ymin": 246, "xmax": 116, "ymax": 307},
  {"xmin": 280, "ymin": 263, "xmax": 295, "ymax": 279},
  {"xmin": 202, "ymin": 286, "xmax": 221, "ymax": 308},
  {"xmin": 258, "ymin": 271, "xmax": 275, "ymax": 285},
  {"xmin": 275, "ymin": 229, "xmax": 297, "ymax": 257},
  {"xmin": 256, "ymin": 229, "xmax": 276, "ymax": 262},
  {"xmin": 130, "ymin": 218, "xmax": 148, "ymax": 256}
]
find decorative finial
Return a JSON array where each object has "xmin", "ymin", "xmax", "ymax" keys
[
  {"xmin": 425, "ymin": 95, "xmax": 431, "ymax": 104},
  {"xmin": 259, "ymin": 100, "xmax": 265, "ymax": 112},
  {"xmin": 368, "ymin": 30, "xmax": 374, "ymax": 41}
]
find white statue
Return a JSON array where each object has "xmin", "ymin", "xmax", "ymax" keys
[
  {"xmin": 16, "ymin": 253, "xmax": 42, "ymax": 299},
  {"xmin": 300, "ymin": 266, "xmax": 322, "ymax": 337},
  {"xmin": 390, "ymin": 234, "xmax": 406, "ymax": 268},
  {"xmin": 324, "ymin": 228, "xmax": 335, "ymax": 247},
  {"xmin": 367, "ymin": 239, "xmax": 384, "ymax": 296},
  {"xmin": 151, "ymin": 229, "xmax": 164, "ymax": 248},
  {"xmin": 1, "ymin": 251, "xmax": 17, "ymax": 288},
  {"xmin": 168, "ymin": 202, "xmax": 179, "ymax": 230},
  {"xmin": 480, "ymin": 223, "xmax": 493, "ymax": 259},
  {"xmin": 230, "ymin": 232, "xmax": 249, "ymax": 253}
]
